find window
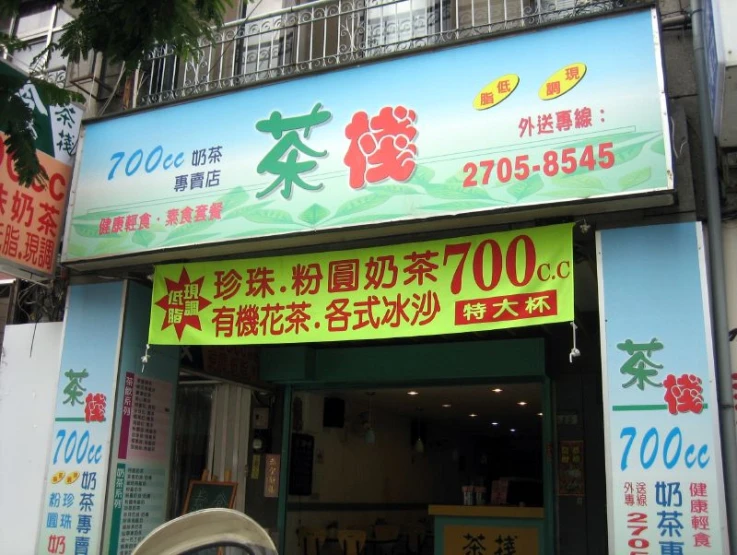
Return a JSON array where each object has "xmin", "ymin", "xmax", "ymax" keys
[{"xmin": 2, "ymin": 4, "xmax": 73, "ymax": 84}]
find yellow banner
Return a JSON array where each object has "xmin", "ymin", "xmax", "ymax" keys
[{"xmin": 148, "ymin": 223, "xmax": 573, "ymax": 345}]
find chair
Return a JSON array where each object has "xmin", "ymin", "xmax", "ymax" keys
[
  {"xmin": 130, "ymin": 508, "xmax": 276, "ymax": 555},
  {"xmin": 373, "ymin": 525, "xmax": 400, "ymax": 542},
  {"xmin": 370, "ymin": 525, "xmax": 400, "ymax": 555},
  {"xmin": 404, "ymin": 524, "xmax": 426, "ymax": 554},
  {"xmin": 298, "ymin": 527, "xmax": 327, "ymax": 555},
  {"xmin": 339, "ymin": 529, "xmax": 367, "ymax": 555}
]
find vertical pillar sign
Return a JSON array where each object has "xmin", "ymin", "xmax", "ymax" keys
[
  {"xmin": 37, "ymin": 282, "xmax": 127, "ymax": 555},
  {"xmin": 597, "ymin": 223, "xmax": 729, "ymax": 554}
]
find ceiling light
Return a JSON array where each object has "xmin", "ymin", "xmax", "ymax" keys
[
  {"xmin": 469, "ymin": 413, "xmax": 478, "ymax": 418},
  {"xmin": 442, "ymin": 404, "xmax": 452, "ymax": 408},
  {"xmin": 518, "ymin": 401, "xmax": 527, "ymax": 406},
  {"xmin": 408, "ymin": 391, "xmax": 419, "ymax": 396},
  {"xmin": 538, "ymin": 412, "xmax": 543, "ymax": 416},
  {"xmin": 510, "ymin": 428, "xmax": 516, "ymax": 432},
  {"xmin": 491, "ymin": 422, "xmax": 499, "ymax": 426},
  {"xmin": 492, "ymin": 388, "xmax": 503, "ymax": 393}
]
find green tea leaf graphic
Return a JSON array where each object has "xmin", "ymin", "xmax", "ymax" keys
[
  {"xmin": 332, "ymin": 193, "xmax": 391, "ymax": 219},
  {"xmin": 225, "ymin": 227, "xmax": 297, "ymax": 239},
  {"xmin": 332, "ymin": 213, "xmax": 407, "ymax": 226},
  {"xmin": 536, "ymin": 189, "xmax": 599, "ymax": 199},
  {"xmin": 242, "ymin": 209, "xmax": 296, "ymax": 225},
  {"xmin": 132, "ymin": 229, "xmax": 156, "ymax": 247},
  {"xmin": 650, "ymin": 138, "xmax": 665, "ymax": 155},
  {"xmin": 508, "ymin": 175, "xmax": 544, "ymax": 200},
  {"xmin": 614, "ymin": 140, "xmax": 648, "ymax": 165},
  {"xmin": 552, "ymin": 174, "xmax": 605, "ymax": 189},
  {"xmin": 163, "ymin": 220, "xmax": 218, "ymax": 243},
  {"xmin": 163, "ymin": 232, "xmax": 222, "ymax": 246},
  {"xmin": 421, "ymin": 200, "xmax": 507, "ymax": 212},
  {"xmin": 618, "ymin": 167, "xmax": 652, "ymax": 190},
  {"xmin": 299, "ymin": 203, "xmax": 331, "ymax": 225},
  {"xmin": 219, "ymin": 187, "xmax": 249, "ymax": 212},
  {"xmin": 93, "ymin": 237, "xmax": 129, "ymax": 255},
  {"xmin": 65, "ymin": 242, "xmax": 89, "ymax": 258},
  {"xmin": 371, "ymin": 185, "xmax": 421, "ymax": 197},
  {"xmin": 410, "ymin": 164, "xmax": 436, "ymax": 185},
  {"xmin": 420, "ymin": 183, "xmax": 489, "ymax": 200},
  {"xmin": 73, "ymin": 223, "xmax": 114, "ymax": 239},
  {"xmin": 73, "ymin": 209, "xmax": 130, "ymax": 222}
]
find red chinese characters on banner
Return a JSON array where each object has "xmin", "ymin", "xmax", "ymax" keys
[
  {"xmin": 154, "ymin": 268, "xmax": 212, "ymax": 339},
  {"xmin": 689, "ymin": 482, "xmax": 711, "ymax": 548},
  {"xmin": 84, "ymin": 393, "xmax": 107, "ymax": 423},
  {"xmin": 0, "ymin": 136, "xmax": 71, "ymax": 275},
  {"xmin": 663, "ymin": 373, "xmax": 705, "ymax": 415},
  {"xmin": 203, "ymin": 253, "xmax": 444, "ymax": 338},
  {"xmin": 344, "ymin": 106, "xmax": 418, "ymax": 189},
  {"xmin": 454, "ymin": 291, "xmax": 558, "ymax": 326},
  {"xmin": 518, "ymin": 106, "xmax": 596, "ymax": 138}
]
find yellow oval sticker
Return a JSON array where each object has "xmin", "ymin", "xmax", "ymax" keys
[
  {"xmin": 539, "ymin": 63, "xmax": 587, "ymax": 100},
  {"xmin": 473, "ymin": 74, "xmax": 520, "ymax": 110}
]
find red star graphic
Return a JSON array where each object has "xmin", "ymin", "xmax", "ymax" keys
[{"xmin": 155, "ymin": 268, "xmax": 212, "ymax": 340}]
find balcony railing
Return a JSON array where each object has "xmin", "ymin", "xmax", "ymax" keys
[{"xmin": 137, "ymin": 0, "xmax": 628, "ymax": 106}]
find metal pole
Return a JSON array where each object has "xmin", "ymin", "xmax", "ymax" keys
[{"xmin": 691, "ymin": 0, "xmax": 737, "ymax": 551}]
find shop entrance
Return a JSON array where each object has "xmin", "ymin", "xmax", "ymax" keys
[{"xmin": 286, "ymin": 382, "xmax": 546, "ymax": 555}]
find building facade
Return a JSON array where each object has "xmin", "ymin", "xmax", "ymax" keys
[{"xmin": 1, "ymin": 0, "xmax": 736, "ymax": 554}]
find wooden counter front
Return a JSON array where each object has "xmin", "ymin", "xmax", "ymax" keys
[{"xmin": 430, "ymin": 505, "xmax": 545, "ymax": 555}]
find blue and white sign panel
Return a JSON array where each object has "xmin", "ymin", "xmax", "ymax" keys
[
  {"xmin": 37, "ymin": 282, "xmax": 126, "ymax": 555},
  {"xmin": 597, "ymin": 223, "xmax": 728, "ymax": 554}
]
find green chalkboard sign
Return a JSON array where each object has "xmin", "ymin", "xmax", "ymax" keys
[{"xmin": 182, "ymin": 481, "xmax": 238, "ymax": 514}]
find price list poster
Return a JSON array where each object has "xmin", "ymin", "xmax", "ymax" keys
[{"xmin": 103, "ymin": 282, "xmax": 180, "ymax": 555}]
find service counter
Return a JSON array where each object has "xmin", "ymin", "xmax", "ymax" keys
[{"xmin": 428, "ymin": 505, "xmax": 544, "ymax": 555}]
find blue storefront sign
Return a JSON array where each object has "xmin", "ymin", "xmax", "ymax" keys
[{"xmin": 597, "ymin": 223, "xmax": 729, "ymax": 554}]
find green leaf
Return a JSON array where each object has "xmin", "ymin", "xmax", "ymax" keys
[
  {"xmin": 618, "ymin": 167, "xmax": 652, "ymax": 190},
  {"xmin": 163, "ymin": 220, "xmax": 218, "ymax": 243},
  {"xmin": 332, "ymin": 193, "xmax": 391, "ymax": 219},
  {"xmin": 552, "ymin": 174, "xmax": 605, "ymax": 190},
  {"xmin": 93, "ymin": 237, "xmax": 129, "ymax": 255},
  {"xmin": 225, "ymin": 227, "xmax": 299, "ymax": 238},
  {"xmin": 614, "ymin": 140, "xmax": 648, "ymax": 165},
  {"xmin": 73, "ymin": 223, "xmax": 112, "ymax": 239},
  {"xmin": 536, "ymin": 189, "xmax": 599, "ymax": 199},
  {"xmin": 132, "ymin": 229, "xmax": 156, "ymax": 247},
  {"xmin": 241, "ymin": 208, "xmax": 295, "ymax": 225},
  {"xmin": 419, "ymin": 183, "xmax": 489, "ymax": 200},
  {"xmin": 219, "ymin": 187, "xmax": 250, "ymax": 213},
  {"xmin": 299, "ymin": 203, "xmax": 331, "ymax": 225},
  {"xmin": 162, "ymin": 232, "xmax": 222, "ymax": 247},
  {"xmin": 421, "ymin": 200, "xmax": 507, "ymax": 212},
  {"xmin": 371, "ymin": 185, "xmax": 421, "ymax": 197},
  {"xmin": 73, "ymin": 209, "xmax": 131, "ymax": 222},
  {"xmin": 331, "ymin": 213, "xmax": 408, "ymax": 226},
  {"xmin": 651, "ymin": 139, "xmax": 665, "ymax": 155},
  {"xmin": 410, "ymin": 165, "xmax": 435, "ymax": 185},
  {"xmin": 65, "ymin": 242, "xmax": 89, "ymax": 258},
  {"xmin": 508, "ymin": 175, "xmax": 544, "ymax": 200}
]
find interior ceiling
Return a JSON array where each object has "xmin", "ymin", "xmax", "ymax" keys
[{"xmin": 339, "ymin": 383, "xmax": 543, "ymax": 434}]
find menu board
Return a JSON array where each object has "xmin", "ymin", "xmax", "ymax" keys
[{"xmin": 107, "ymin": 372, "xmax": 175, "ymax": 555}]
